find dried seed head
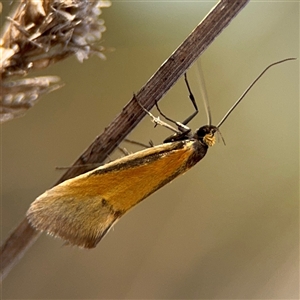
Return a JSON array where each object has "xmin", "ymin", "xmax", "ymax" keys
[
  {"xmin": 0, "ymin": 76, "xmax": 62, "ymax": 123},
  {"xmin": 1, "ymin": 0, "xmax": 111, "ymax": 77},
  {"xmin": 0, "ymin": 0, "xmax": 111, "ymax": 123}
]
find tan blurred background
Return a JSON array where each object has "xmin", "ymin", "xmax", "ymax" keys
[{"xmin": 1, "ymin": 1, "xmax": 299, "ymax": 299}]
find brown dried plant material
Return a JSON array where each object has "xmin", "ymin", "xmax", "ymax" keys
[
  {"xmin": 0, "ymin": 76, "xmax": 62, "ymax": 123},
  {"xmin": 0, "ymin": 0, "xmax": 111, "ymax": 123}
]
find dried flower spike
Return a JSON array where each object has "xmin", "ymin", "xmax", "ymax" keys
[
  {"xmin": 0, "ymin": 0, "xmax": 111, "ymax": 123},
  {"xmin": 1, "ymin": 0, "xmax": 111, "ymax": 77},
  {"xmin": 0, "ymin": 76, "xmax": 62, "ymax": 123}
]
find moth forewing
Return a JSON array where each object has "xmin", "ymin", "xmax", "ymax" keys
[{"xmin": 27, "ymin": 139, "xmax": 208, "ymax": 248}]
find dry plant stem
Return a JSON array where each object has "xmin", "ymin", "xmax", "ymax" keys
[{"xmin": 0, "ymin": 0, "xmax": 250, "ymax": 281}]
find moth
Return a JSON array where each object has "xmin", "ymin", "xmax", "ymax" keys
[{"xmin": 27, "ymin": 58, "xmax": 295, "ymax": 248}]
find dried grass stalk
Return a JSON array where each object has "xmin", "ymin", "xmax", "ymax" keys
[{"xmin": 0, "ymin": 0, "xmax": 111, "ymax": 123}]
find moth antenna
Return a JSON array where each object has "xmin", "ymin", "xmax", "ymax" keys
[
  {"xmin": 196, "ymin": 59, "xmax": 212, "ymax": 125},
  {"xmin": 217, "ymin": 58, "xmax": 296, "ymax": 128}
]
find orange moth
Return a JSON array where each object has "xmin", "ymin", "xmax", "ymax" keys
[{"xmin": 27, "ymin": 58, "xmax": 295, "ymax": 248}]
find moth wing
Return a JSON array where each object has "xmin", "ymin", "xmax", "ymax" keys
[
  {"xmin": 27, "ymin": 176, "xmax": 121, "ymax": 248},
  {"xmin": 27, "ymin": 140, "xmax": 204, "ymax": 248}
]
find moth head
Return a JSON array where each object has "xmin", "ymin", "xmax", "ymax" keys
[{"xmin": 195, "ymin": 125, "xmax": 218, "ymax": 147}]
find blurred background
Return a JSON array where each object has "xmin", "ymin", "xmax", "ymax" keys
[{"xmin": 1, "ymin": 1, "xmax": 299, "ymax": 299}]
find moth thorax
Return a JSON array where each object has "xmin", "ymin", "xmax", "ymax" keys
[{"xmin": 203, "ymin": 132, "xmax": 216, "ymax": 147}]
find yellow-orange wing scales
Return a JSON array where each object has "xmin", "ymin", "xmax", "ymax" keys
[{"xmin": 27, "ymin": 139, "xmax": 208, "ymax": 248}]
